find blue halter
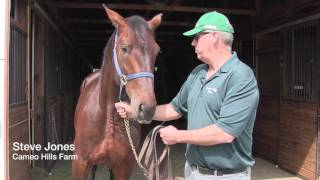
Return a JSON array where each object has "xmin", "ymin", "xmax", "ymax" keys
[{"xmin": 112, "ymin": 32, "xmax": 154, "ymax": 100}]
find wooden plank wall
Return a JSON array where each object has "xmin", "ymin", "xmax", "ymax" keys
[
  {"xmin": 318, "ymin": 104, "xmax": 320, "ymax": 179},
  {"xmin": 60, "ymin": 47, "xmax": 76, "ymax": 143},
  {"xmin": 253, "ymin": 96, "xmax": 279, "ymax": 162},
  {"xmin": 33, "ymin": 13, "xmax": 45, "ymax": 167},
  {"xmin": 9, "ymin": 0, "xmax": 81, "ymax": 177},
  {"xmin": 9, "ymin": 0, "xmax": 31, "ymax": 179},
  {"xmin": 278, "ymin": 100, "xmax": 317, "ymax": 180},
  {"xmin": 253, "ymin": 33, "xmax": 280, "ymax": 163},
  {"xmin": 9, "ymin": 103, "xmax": 30, "ymax": 180},
  {"xmin": 254, "ymin": 29, "xmax": 318, "ymax": 179}
]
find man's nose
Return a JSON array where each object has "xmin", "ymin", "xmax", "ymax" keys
[{"xmin": 191, "ymin": 38, "xmax": 197, "ymax": 47}]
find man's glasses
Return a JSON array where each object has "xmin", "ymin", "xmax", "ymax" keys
[{"xmin": 193, "ymin": 32, "xmax": 211, "ymax": 41}]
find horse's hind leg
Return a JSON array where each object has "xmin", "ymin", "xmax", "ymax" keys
[
  {"xmin": 90, "ymin": 165, "xmax": 97, "ymax": 180},
  {"xmin": 72, "ymin": 159, "xmax": 90, "ymax": 180},
  {"xmin": 109, "ymin": 170, "xmax": 114, "ymax": 180},
  {"xmin": 112, "ymin": 160, "xmax": 135, "ymax": 180}
]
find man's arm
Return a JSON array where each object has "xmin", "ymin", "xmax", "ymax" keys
[
  {"xmin": 153, "ymin": 104, "xmax": 182, "ymax": 121},
  {"xmin": 115, "ymin": 102, "xmax": 182, "ymax": 121},
  {"xmin": 159, "ymin": 125, "xmax": 234, "ymax": 146}
]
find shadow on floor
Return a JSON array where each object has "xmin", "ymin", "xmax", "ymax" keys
[
  {"xmin": 32, "ymin": 145, "xmax": 301, "ymax": 180},
  {"xmin": 32, "ymin": 144, "xmax": 185, "ymax": 180}
]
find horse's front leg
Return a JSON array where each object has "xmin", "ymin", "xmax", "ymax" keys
[
  {"xmin": 112, "ymin": 158, "xmax": 135, "ymax": 180},
  {"xmin": 72, "ymin": 158, "xmax": 90, "ymax": 180}
]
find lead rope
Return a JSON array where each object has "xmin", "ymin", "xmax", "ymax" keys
[
  {"xmin": 118, "ymin": 75, "xmax": 148, "ymax": 174},
  {"xmin": 123, "ymin": 117, "xmax": 148, "ymax": 175},
  {"xmin": 123, "ymin": 114, "xmax": 173, "ymax": 180}
]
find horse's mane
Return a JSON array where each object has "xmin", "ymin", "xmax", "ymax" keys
[{"xmin": 101, "ymin": 16, "xmax": 153, "ymax": 69}]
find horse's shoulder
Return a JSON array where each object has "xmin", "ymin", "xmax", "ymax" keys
[{"xmin": 80, "ymin": 70, "xmax": 101, "ymax": 92}]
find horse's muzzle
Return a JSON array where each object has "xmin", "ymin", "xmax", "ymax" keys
[{"xmin": 137, "ymin": 103, "xmax": 156, "ymax": 124}]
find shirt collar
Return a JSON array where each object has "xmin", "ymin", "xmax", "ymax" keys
[
  {"xmin": 199, "ymin": 52, "xmax": 238, "ymax": 81},
  {"xmin": 220, "ymin": 52, "xmax": 238, "ymax": 73}
]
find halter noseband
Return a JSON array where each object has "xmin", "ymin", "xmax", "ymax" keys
[{"xmin": 113, "ymin": 32, "xmax": 154, "ymax": 100}]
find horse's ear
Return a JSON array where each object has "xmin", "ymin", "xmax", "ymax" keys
[
  {"xmin": 148, "ymin": 13, "xmax": 163, "ymax": 31},
  {"xmin": 102, "ymin": 4, "xmax": 128, "ymax": 32}
]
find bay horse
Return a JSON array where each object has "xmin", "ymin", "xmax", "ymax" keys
[{"xmin": 72, "ymin": 5, "xmax": 162, "ymax": 180}]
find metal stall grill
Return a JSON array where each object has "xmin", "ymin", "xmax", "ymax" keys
[
  {"xmin": 282, "ymin": 22, "xmax": 319, "ymax": 102},
  {"xmin": 9, "ymin": 28, "xmax": 27, "ymax": 104},
  {"xmin": 42, "ymin": 19, "xmax": 79, "ymax": 171},
  {"xmin": 44, "ymin": 22, "xmax": 62, "ymax": 171}
]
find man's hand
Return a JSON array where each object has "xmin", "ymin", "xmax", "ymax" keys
[
  {"xmin": 115, "ymin": 102, "xmax": 134, "ymax": 119},
  {"xmin": 159, "ymin": 125, "xmax": 180, "ymax": 145}
]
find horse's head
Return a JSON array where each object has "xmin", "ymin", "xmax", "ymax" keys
[{"xmin": 103, "ymin": 5, "xmax": 161, "ymax": 124}]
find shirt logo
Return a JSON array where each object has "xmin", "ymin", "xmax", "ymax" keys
[{"xmin": 206, "ymin": 87, "xmax": 218, "ymax": 94}]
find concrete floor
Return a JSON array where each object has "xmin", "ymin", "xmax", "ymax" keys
[
  {"xmin": 251, "ymin": 158, "xmax": 302, "ymax": 180},
  {"xmin": 32, "ymin": 144, "xmax": 303, "ymax": 180}
]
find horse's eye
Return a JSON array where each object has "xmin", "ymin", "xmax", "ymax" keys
[{"xmin": 121, "ymin": 47, "xmax": 128, "ymax": 53}]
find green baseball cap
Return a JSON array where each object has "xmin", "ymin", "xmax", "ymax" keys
[{"xmin": 183, "ymin": 11, "xmax": 234, "ymax": 37}]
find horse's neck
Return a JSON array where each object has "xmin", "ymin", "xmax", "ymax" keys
[{"xmin": 99, "ymin": 45, "xmax": 119, "ymax": 115}]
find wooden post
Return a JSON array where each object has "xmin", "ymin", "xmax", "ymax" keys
[{"xmin": 0, "ymin": 0, "xmax": 10, "ymax": 179}]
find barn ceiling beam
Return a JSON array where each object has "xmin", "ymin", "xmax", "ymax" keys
[
  {"xmin": 255, "ymin": 11, "xmax": 320, "ymax": 36},
  {"xmin": 255, "ymin": 0, "xmax": 320, "ymax": 26},
  {"xmin": 71, "ymin": 30, "xmax": 181, "ymax": 35},
  {"xmin": 54, "ymin": 2, "xmax": 256, "ymax": 16},
  {"xmin": 144, "ymin": 0, "xmax": 183, "ymax": 18},
  {"xmin": 65, "ymin": 18, "xmax": 194, "ymax": 26},
  {"xmin": 255, "ymin": 0, "xmax": 262, "ymax": 12},
  {"xmin": 75, "ymin": 37, "xmax": 180, "ymax": 42}
]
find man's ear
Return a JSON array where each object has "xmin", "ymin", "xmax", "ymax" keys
[
  {"xmin": 148, "ymin": 13, "xmax": 163, "ymax": 31},
  {"xmin": 211, "ymin": 32, "xmax": 220, "ymax": 44}
]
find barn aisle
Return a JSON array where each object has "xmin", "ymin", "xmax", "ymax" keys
[{"xmin": 31, "ymin": 144, "xmax": 302, "ymax": 180}]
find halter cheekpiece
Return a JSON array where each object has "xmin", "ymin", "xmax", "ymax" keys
[{"xmin": 112, "ymin": 32, "xmax": 154, "ymax": 100}]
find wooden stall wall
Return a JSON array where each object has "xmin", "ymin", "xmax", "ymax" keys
[
  {"xmin": 9, "ymin": 0, "xmax": 31, "ymax": 179},
  {"xmin": 43, "ymin": 22, "xmax": 64, "ymax": 171},
  {"xmin": 60, "ymin": 46, "xmax": 74, "ymax": 143},
  {"xmin": 318, "ymin": 103, "xmax": 320, "ymax": 180},
  {"xmin": 279, "ymin": 22, "xmax": 319, "ymax": 180},
  {"xmin": 9, "ymin": 103, "xmax": 29, "ymax": 180},
  {"xmin": 41, "ymin": 18, "xmax": 83, "ymax": 171},
  {"xmin": 254, "ymin": 20, "xmax": 319, "ymax": 180},
  {"xmin": 30, "ymin": 3, "xmax": 88, "ymax": 172},
  {"xmin": 279, "ymin": 101, "xmax": 317, "ymax": 180},
  {"xmin": 253, "ymin": 32, "xmax": 281, "ymax": 163}
]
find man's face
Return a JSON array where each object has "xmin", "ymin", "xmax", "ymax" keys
[{"xmin": 191, "ymin": 32, "xmax": 217, "ymax": 61}]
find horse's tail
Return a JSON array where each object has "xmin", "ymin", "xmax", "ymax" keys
[{"xmin": 90, "ymin": 165, "xmax": 98, "ymax": 180}]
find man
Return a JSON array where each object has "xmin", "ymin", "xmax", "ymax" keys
[{"xmin": 115, "ymin": 11, "xmax": 259, "ymax": 180}]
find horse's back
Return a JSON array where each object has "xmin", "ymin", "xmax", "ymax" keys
[
  {"xmin": 75, "ymin": 70, "xmax": 102, "ymax": 128},
  {"xmin": 80, "ymin": 70, "xmax": 101, "ymax": 93}
]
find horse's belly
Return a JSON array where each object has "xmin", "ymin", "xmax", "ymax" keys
[{"xmin": 88, "ymin": 136, "xmax": 132, "ymax": 166}]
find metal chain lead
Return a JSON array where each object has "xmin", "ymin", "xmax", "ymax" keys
[{"xmin": 124, "ymin": 118, "xmax": 148, "ymax": 175}]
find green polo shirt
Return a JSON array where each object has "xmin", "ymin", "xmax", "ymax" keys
[{"xmin": 170, "ymin": 52, "xmax": 259, "ymax": 169}]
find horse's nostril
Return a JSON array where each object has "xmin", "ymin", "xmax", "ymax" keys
[
  {"xmin": 137, "ymin": 103, "xmax": 156, "ymax": 122},
  {"xmin": 139, "ymin": 104, "xmax": 144, "ymax": 112}
]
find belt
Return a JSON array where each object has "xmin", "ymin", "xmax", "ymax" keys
[{"xmin": 190, "ymin": 164, "xmax": 247, "ymax": 176}]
